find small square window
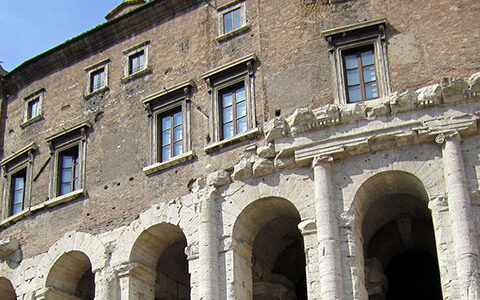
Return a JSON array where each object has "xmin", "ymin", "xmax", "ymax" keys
[
  {"xmin": 90, "ymin": 68, "xmax": 105, "ymax": 93},
  {"xmin": 158, "ymin": 109, "xmax": 183, "ymax": 162},
  {"xmin": 322, "ymin": 18, "xmax": 391, "ymax": 104},
  {"xmin": 22, "ymin": 89, "xmax": 44, "ymax": 127},
  {"xmin": 223, "ymin": 7, "xmax": 242, "ymax": 34},
  {"xmin": 1, "ymin": 143, "xmax": 36, "ymax": 219},
  {"xmin": 85, "ymin": 59, "xmax": 109, "ymax": 97},
  {"xmin": 27, "ymin": 97, "xmax": 41, "ymax": 120},
  {"xmin": 129, "ymin": 50, "xmax": 145, "ymax": 75},
  {"xmin": 47, "ymin": 121, "xmax": 89, "ymax": 199}
]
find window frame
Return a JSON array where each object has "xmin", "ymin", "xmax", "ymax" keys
[
  {"xmin": 84, "ymin": 59, "xmax": 110, "ymax": 97},
  {"xmin": 323, "ymin": 18, "xmax": 391, "ymax": 104},
  {"xmin": 216, "ymin": 1, "xmax": 249, "ymax": 41},
  {"xmin": 202, "ymin": 54, "xmax": 258, "ymax": 152},
  {"xmin": 47, "ymin": 122, "xmax": 89, "ymax": 200},
  {"xmin": 122, "ymin": 41, "xmax": 151, "ymax": 82},
  {"xmin": 21, "ymin": 89, "xmax": 44, "ymax": 127},
  {"xmin": 342, "ymin": 46, "xmax": 379, "ymax": 103},
  {"xmin": 142, "ymin": 80, "xmax": 194, "ymax": 175},
  {"xmin": 1, "ymin": 143, "xmax": 36, "ymax": 219}
]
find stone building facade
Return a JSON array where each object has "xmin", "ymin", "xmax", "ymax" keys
[{"xmin": 0, "ymin": 0, "xmax": 479, "ymax": 299}]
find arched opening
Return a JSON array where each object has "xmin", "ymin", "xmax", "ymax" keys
[
  {"xmin": 356, "ymin": 171, "xmax": 443, "ymax": 300},
  {"xmin": 46, "ymin": 251, "xmax": 95, "ymax": 300},
  {"xmin": 233, "ymin": 197, "xmax": 307, "ymax": 300},
  {"xmin": 0, "ymin": 277, "xmax": 17, "ymax": 300},
  {"xmin": 130, "ymin": 223, "xmax": 190, "ymax": 300}
]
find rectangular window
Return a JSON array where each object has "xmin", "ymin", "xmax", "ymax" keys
[
  {"xmin": 223, "ymin": 7, "xmax": 242, "ymax": 34},
  {"xmin": 27, "ymin": 97, "xmax": 41, "ymax": 120},
  {"xmin": 58, "ymin": 146, "xmax": 79, "ymax": 196},
  {"xmin": 220, "ymin": 84, "xmax": 247, "ymax": 139},
  {"xmin": 343, "ymin": 47, "xmax": 379, "ymax": 103},
  {"xmin": 158, "ymin": 110, "xmax": 183, "ymax": 162},
  {"xmin": 129, "ymin": 50, "xmax": 145, "ymax": 75},
  {"xmin": 90, "ymin": 68, "xmax": 105, "ymax": 93},
  {"xmin": 10, "ymin": 169, "xmax": 26, "ymax": 216}
]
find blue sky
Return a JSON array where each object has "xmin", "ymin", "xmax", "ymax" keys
[{"xmin": 0, "ymin": 0, "xmax": 124, "ymax": 71}]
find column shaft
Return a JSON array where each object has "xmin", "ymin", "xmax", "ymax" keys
[
  {"xmin": 442, "ymin": 134, "xmax": 480, "ymax": 299},
  {"xmin": 313, "ymin": 157, "xmax": 344, "ymax": 300}
]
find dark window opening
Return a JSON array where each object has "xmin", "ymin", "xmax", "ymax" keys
[
  {"xmin": 10, "ymin": 169, "xmax": 26, "ymax": 215},
  {"xmin": 58, "ymin": 146, "xmax": 79, "ymax": 196},
  {"xmin": 220, "ymin": 83, "xmax": 247, "ymax": 140},
  {"xmin": 90, "ymin": 68, "xmax": 105, "ymax": 92},
  {"xmin": 158, "ymin": 109, "xmax": 183, "ymax": 162},
  {"xmin": 27, "ymin": 97, "xmax": 40, "ymax": 119},
  {"xmin": 129, "ymin": 50, "xmax": 145, "ymax": 75}
]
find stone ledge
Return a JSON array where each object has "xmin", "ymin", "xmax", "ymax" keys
[
  {"xmin": 216, "ymin": 24, "xmax": 251, "ymax": 42},
  {"xmin": 205, "ymin": 127, "xmax": 260, "ymax": 153},
  {"xmin": 121, "ymin": 66, "xmax": 152, "ymax": 83},
  {"xmin": 143, "ymin": 151, "xmax": 195, "ymax": 175},
  {"xmin": 20, "ymin": 114, "xmax": 44, "ymax": 128}
]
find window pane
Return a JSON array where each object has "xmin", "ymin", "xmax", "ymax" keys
[
  {"xmin": 224, "ymin": 11, "xmax": 232, "ymax": 33},
  {"xmin": 173, "ymin": 141, "xmax": 183, "ymax": 157},
  {"xmin": 363, "ymin": 65, "xmax": 377, "ymax": 82},
  {"xmin": 139, "ymin": 52, "xmax": 145, "ymax": 69},
  {"xmin": 361, "ymin": 50, "xmax": 374, "ymax": 66},
  {"xmin": 13, "ymin": 190, "xmax": 23, "ymax": 205},
  {"xmin": 236, "ymin": 86, "xmax": 245, "ymax": 101},
  {"xmin": 162, "ymin": 116, "xmax": 171, "ymax": 130},
  {"xmin": 233, "ymin": 8, "xmax": 242, "ymax": 30},
  {"xmin": 12, "ymin": 204, "xmax": 22, "ymax": 215},
  {"xmin": 162, "ymin": 146, "xmax": 171, "ymax": 162},
  {"xmin": 344, "ymin": 54, "xmax": 358, "ymax": 69},
  {"xmin": 14, "ymin": 177, "xmax": 24, "ymax": 190},
  {"xmin": 222, "ymin": 106, "xmax": 233, "ymax": 123},
  {"xmin": 237, "ymin": 117, "xmax": 247, "ymax": 134},
  {"xmin": 348, "ymin": 85, "xmax": 362, "ymax": 103},
  {"xmin": 62, "ymin": 168, "xmax": 72, "ymax": 183},
  {"xmin": 62, "ymin": 155, "xmax": 73, "ymax": 168},
  {"xmin": 61, "ymin": 183, "xmax": 71, "ymax": 195},
  {"xmin": 162, "ymin": 131, "xmax": 171, "ymax": 146},
  {"xmin": 222, "ymin": 91, "xmax": 233, "ymax": 107},
  {"xmin": 173, "ymin": 126, "xmax": 182, "ymax": 142},
  {"xmin": 223, "ymin": 123, "xmax": 233, "ymax": 139},
  {"xmin": 173, "ymin": 111, "xmax": 182, "ymax": 126},
  {"xmin": 236, "ymin": 100, "xmax": 246, "ymax": 118},
  {"xmin": 365, "ymin": 82, "xmax": 379, "ymax": 99},
  {"xmin": 346, "ymin": 69, "xmax": 360, "ymax": 85}
]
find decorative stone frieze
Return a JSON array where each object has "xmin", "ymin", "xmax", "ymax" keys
[
  {"xmin": 252, "ymin": 158, "xmax": 274, "ymax": 177},
  {"xmin": 441, "ymin": 77, "xmax": 468, "ymax": 103},
  {"xmin": 416, "ymin": 83, "xmax": 442, "ymax": 107}
]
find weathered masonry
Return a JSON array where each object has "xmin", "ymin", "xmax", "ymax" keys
[{"xmin": 0, "ymin": 0, "xmax": 480, "ymax": 299}]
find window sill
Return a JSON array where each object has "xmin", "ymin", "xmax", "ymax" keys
[
  {"xmin": 20, "ymin": 114, "xmax": 43, "ymax": 128},
  {"xmin": 0, "ymin": 209, "xmax": 32, "ymax": 228},
  {"xmin": 45, "ymin": 189, "xmax": 86, "ymax": 208},
  {"xmin": 143, "ymin": 151, "xmax": 195, "ymax": 175},
  {"xmin": 205, "ymin": 127, "xmax": 260, "ymax": 153},
  {"xmin": 121, "ymin": 67, "xmax": 152, "ymax": 83},
  {"xmin": 84, "ymin": 86, "xmax": 109, "ymax": 99},
  {"xmin": 216, "ymin": 24, "xmax": 251, "ymax": 42}
]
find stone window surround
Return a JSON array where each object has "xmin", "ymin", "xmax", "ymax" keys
[
  {"xmin": 202, "ymin": 54, "xmax": 258, "ymax": 153},
  {"xmin": 122, "ymin": 40, "xmax": 151, "ymax": 83},
  {"xmin": 47, "ymin": 121, "xmax": 90, "ymax": 200},
  {"xmin": 142, "ymin": 80, "xmax": 195, "ymax": 175},
  {"xmin": 21, "ymin": 88, "xmax": 45, "ymax": 128},
  {"xmin": 323, "ymin": 18, "xmax": 391, "ymax": 105},
  {"xmin": 216, "ymin": 0, "xmax": 250, "ymax": 42},
  {"xmin": 84, "ymin": 58, "xmax": 110, "ymax": 98},
  {"xmin": 0, "ymin": 142, "xmax": 36, "ymax": 220}
]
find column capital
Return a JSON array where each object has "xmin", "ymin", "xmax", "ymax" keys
[
  {"xmin": 312, "ymin": 155, "xmax": 334, "ymax": 168},
  {"xmin": 435, "ymin": 131, "xmax": 461, "ymax": 145}
]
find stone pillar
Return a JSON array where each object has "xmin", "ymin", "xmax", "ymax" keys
[
  {"xmin": 117, "ymin": 263, "xmax": 156, "ymax": 300},
  {"xmin": 298, "ymin": 220, "xmax": 321, "ymax": 300},
  {"xmin": 198, "ymin": 187, "xmax": 220, "ymax": 300},
  {"xmin": 438, "ymin": 132, "xmax": 480, "ymax": 299},
  {"xmin": 94, "ymin": 267, "xmax": 118, "ymax": 300},
  {"xmin": 313, "ymin": 156, "xmax": 344, "ymax": 300}
]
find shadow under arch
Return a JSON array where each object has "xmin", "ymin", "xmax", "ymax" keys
[
  {"xmin": 129, "ymin": 222, "xmax": 190, "ymax": 300},
  {"xmin": 0, "ymin": 277, "xmax": 16, "ymax": 300},
  {"xmin": 232, "ymin": 197, "xmax": 307, "ymax": 300},
  {"xmin": 352, "ymin": 170, "xmax": 442, "ymax": 300},
  {"xmin": 46, "ymin": 250, "xmax": 94, "ymax": 300}
]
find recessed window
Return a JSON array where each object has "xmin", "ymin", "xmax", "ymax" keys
[
  {"xmin": 129, "ymin": 50, "xmax": 145, "ymax": 75},
  {"xmin": 158, "ymin": 110, "xmax": 183, "ymax": 162},
  {"xmin": 223, "ymin": 7, "xmax": 242, "ymax": 34},
  {"xmin": 27, "ymin": 97, "xmax": 41, "ymax": 120},
  {"xmin": 322, "ymin": 18, "xmax": 391, "ymax": 104},
  {"xmin": 58, "ymin": 146, "xmax": 79, "ymax": 196},
  {"xmin": 22, "ymin": 89, "xmax": 44, "ymax": 127},
  {"xmin": 343, "ymin": 47, "xmax": 379, "ymax": 103},
  {"xmin": 90, "ymin": 68, "xmax": 105, "ymax": 93},
  {"xmin": 10, "ymin": 169, "xmax": 26, "ymax": 216},
  {"xmin": 220, "ymin": 83, "xmax": 247, "ymax": 139}
]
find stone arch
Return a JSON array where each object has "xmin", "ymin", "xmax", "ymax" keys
[
  {"xmin": 232, "ymin": 197, "xmax": 307, "ymax": 300},
  {"xmin": 353, "ymin": 170, "xmax": 442, "ymax": 299},
  {"xmin": 46, "ymin": 250, "xmax": 95, "ymax": 300},
  {"xmin": 128, "ymin": 222, "xmax": 190, "ymax": 300},
  {"xmin": 0, "ymin": 277, "xmax": 16, "ymax": 300}
]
